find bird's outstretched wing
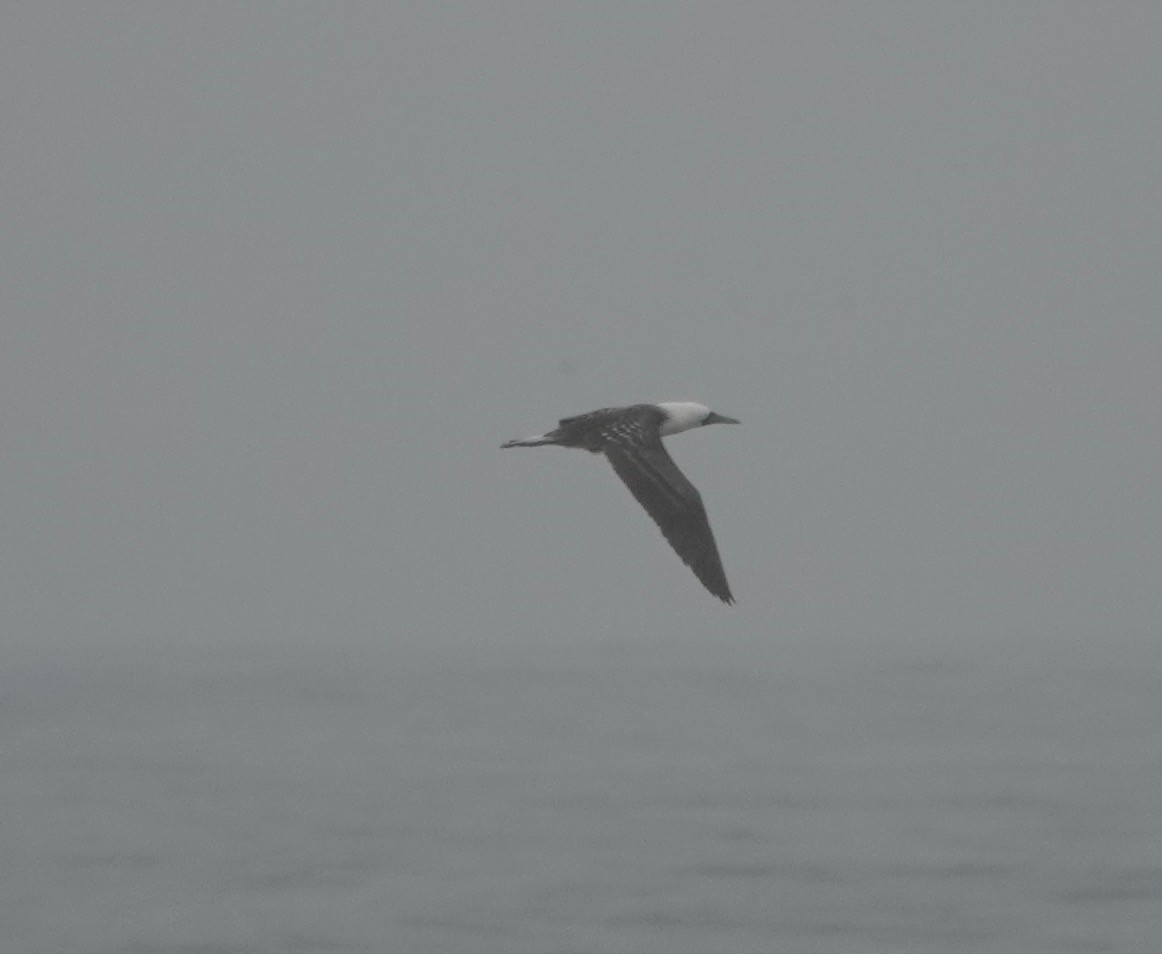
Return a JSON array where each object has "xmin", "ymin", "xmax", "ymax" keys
[{"xmin": 599, "ymin": 409, "xmax": 733, "ymax": 603}]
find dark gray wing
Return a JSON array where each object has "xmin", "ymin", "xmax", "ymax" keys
[{"xmin": 599, "ymin": 409, "xmax": 733, "ymax": 603}]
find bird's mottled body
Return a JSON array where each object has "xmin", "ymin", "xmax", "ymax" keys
[
  {"xmin": 538, "ymin": 404, "xmax": 664, "ymax": 452},
  {"xmin": 502, "ymin": 402, "xmax": 739, "ymax": 603}
]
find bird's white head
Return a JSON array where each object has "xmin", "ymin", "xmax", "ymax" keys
[{"xmin": 657, "ymin": 401, "xmax": 741, "ymax": 436}]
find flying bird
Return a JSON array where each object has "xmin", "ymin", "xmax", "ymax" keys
[{"xmin": 501, "ymin": 402, "xmax": 739, "ymax": 603}]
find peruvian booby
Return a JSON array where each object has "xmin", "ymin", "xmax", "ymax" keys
[{"xmin": 502, "ymin": 402, "xmax": 739, "ymax": 603}]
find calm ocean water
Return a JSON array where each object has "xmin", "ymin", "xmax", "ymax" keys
[{"xmin": 3, "ymin": 637, "xmax": 1159, "ymax": 953}]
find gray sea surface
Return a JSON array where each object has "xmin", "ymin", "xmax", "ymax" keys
[{"xmin": 3, "ymin": 637, "xmax": 1160, "ymax": 954}]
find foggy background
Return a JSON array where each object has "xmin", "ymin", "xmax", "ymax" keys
[{"xmin": 3, "ymin": 4, "xmax": 1160, "ymax": 952}]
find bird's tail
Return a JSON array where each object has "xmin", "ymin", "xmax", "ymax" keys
[{"xmin": 501, "ymin": 433, "xmax": 555, "ymax": 449}]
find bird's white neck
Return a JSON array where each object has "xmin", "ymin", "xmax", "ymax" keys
[{"xmin": 657, "ymin": 401, "xmax": 709, "ymax": 435}]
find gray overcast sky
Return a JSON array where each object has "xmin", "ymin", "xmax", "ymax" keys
[{"xmin": 3, "ymin": 4, "xmax": 1159, "ymax": 664}]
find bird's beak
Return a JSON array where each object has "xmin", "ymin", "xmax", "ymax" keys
[{"xmin": 704, "ymin": 412, "xmax": 740, "ymax": 425}]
